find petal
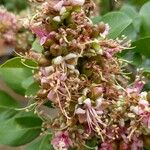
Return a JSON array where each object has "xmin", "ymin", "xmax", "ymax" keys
[
  {"xmin": 40, "ymin": 36, "xmax": 47, "ymax": 45},
  {"xmin": 47, "ymin": 90, "xmax": 56, "ymax": 100},
  {"xmin": 75, "ymin": 108, "xmax": 86, "ymax": 114},
  {"xmin": 53, "ymin": 0, "xmax": 64, "ymax": 11}
]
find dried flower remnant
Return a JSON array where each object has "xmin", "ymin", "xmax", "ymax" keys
[{"xmin": 23, "ymin": 0, "xmax": 150, "ymax": 149}]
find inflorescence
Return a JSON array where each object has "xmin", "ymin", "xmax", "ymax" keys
[{"xmin": 23, "ymin": 0, "xmax": 150, "ymax": 149}]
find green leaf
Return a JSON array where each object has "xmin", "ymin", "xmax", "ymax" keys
[
  {"xmin": 0, "ymin": 57, "xmax": 38, "ymax": 94},
  {"xmin": 140, "ymin": 2, "xmax": 150, "ymax": 37},
  {"xmin": 22, "ymin": 76, "xmax": 35, "ymax": 90},
  {"xmin": 140, "ymin": 58, "xmax": 150, "ymax": 73},
  {"xmin": 121, "ymin": 4, "xmax": 138, "ymax": 20},
  {"xmin": 0, "ymin": 91, "xmax": 18, "ymax": 108},
  {"xmin": 121, "ymin": 24, "xmax": 137, "ymax": 40},
  {"xmin": 1, "ymin": 57, "xmax": 38, "ymax": 69},
  {"xmin": 122, "ymin": 51, "xmax": 142, "ymax": 66},
  {"xmin": 0, "ymin": 90, "xmax": 42, "ymax": 147},
  {"xmin": 0, "ymin": 91, "xmax": 19, "ymax": 122},
  {"xmin": 0, "ymin": 68, "xmax": 33, "ymax": 95},
  {"xmin": 32, "ymin": 38, "xmax": 44, "ymax": 53},
  {"xmin": 92, "ymin": 16, "xmax": 101, "ymax": 24},
  {"xmin": 100, "ymin": 12, "xmax": 132, "ymax": 39},
  {"xmin": 120, "ymin": 4, "xmax": 141, "ymax": 36},
  {"xmin": 26, "ymin": 134, "xmax": 53, "ymax": 150},
  {"xmin": 25, "ymin": 82, "xmax": 40, "ymax": 97},
  {"xmin": 0, "ymin": 107, "xmax": 17, "ymax": 122},
  {"xmin": 132, "ymin": 37, "xmax": 150, "ymax": 57},
  {"xmin": 0, "ymin": 116, "xmax": 42, "ymax": 146}
]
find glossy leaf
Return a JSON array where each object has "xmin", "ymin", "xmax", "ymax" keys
[
  {"xmin": 0, "ymin": 90, "xmax": 18, "ymax": 107},
  {"xmin": 140, "ymin": 2, "xmax": 150, "ymax": 37},
  {"xmin": 25, "ymin": 82, "xmax": 40, "ymax": 97},
  {"xmin": 0, "ymin": 68, "xmax": 32, "ymax": 95},
  {"xmin": 0, "ymin": 91, "xmax": 18, "ymax": 122},
  {"xmin": 132, "ymin": 37, "xmax": 150, "ymax": 57},
  {"xmin": 22, "ymin": 76, "xmax": 35, "ymax": 90},
  {"xmin": 92, "ymin": 16, "xmax": 101, "ymax": 24},
  {"xmin": 0, "ymin": 57, "xmax": 37, "ymax": 95},
  {"xmin": 100, "ymin": 12, "xmax": 132, "ymax": 39},
  {"xmin": 1, "ymin": 57, "xmax": 38, "ymax": 69},
  {"xmin": 26, "ymin": 134, "xmax": 53, "ymax": 150},
  {"xmin": 120, "ymin": 4, "xmax": 141, "ymax": 39},
  {"xmin": 0, "ymin": 91, "xmax": 42, "ymax": 146},
  {"xmin": 122, "ymin": 51, "xmax": 142, "ymax": 66},
  {"xmin": 0, "ymin": 116, "xmax": 42, "ymax": 146}
]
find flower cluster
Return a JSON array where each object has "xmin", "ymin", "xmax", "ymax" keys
[
  {"xmin": 0, "ymin": 7, "xmax": 18, "ymax": 44},
  {"xmin": 25, "ymin": 0, "xmax": 150, "ymax": 149}
]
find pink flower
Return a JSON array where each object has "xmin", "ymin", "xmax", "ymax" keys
[
  {"xmin": 99, "ymin": 142, "xmax": 113, "ymax": 150},
  {"xmin": 127, "ymin": 80, "xmax": 145, "ymax": 96},
  {"xmin": 140, "ymin": 111, "xmax": 150, "ymax": 129},
  {"xmin": 133, "ymin": 80, "xmax": 145, "ymax": 93},
  {"xmin": 51, "ymin": 131, "xmax": 72, "ymax": 150},
  {"xmin": 131, "ymin": 135, "xmax": 143, "ymax": 150},
  {"xmin": 31, "ymin": 26, "xmax": 48, "ymax": 45},
  {"xmin": 54, "ymin": 0, "xmax": 64, "ymax": 11},
  {"xmin": 70, "ymin": 0, "xmax": 85, "ymax": 6},
  {"xmin": 47, "ymin": 90, "xmax": 57, "ymax": 101},
  {"xmin": 75, "ymin": 98, "xmax": 105, "ymax": 133},
  {"xmin": 31, "ymin": 26, "xmax": 56, "ymax": 45}
]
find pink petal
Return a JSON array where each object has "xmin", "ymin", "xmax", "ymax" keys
[
  {"xmin": 75, "ymin": 108, "xmax": 86, "ymax": 114},
  {"xmin": 47, "ymin": 90, "xmax": 56, "ymax": 101},
  {"xmin": 53, "ymin": 1, "xmax": 64, "ymax": 11},
  {"xmin": 40, "ymin": 36, "xmax": 47, "ymax": 45}
]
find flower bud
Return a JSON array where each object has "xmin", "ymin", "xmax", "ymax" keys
[
  {"xmin": 38, "ymin": 56, "xmax": 51, "ymax": 66},
  {"xmin": 52, "ymin": 56, "xmax": 64, "ymax": 65},
  {"xmin": 65, "ymin": 53, "xmax": 78, "ymax": 65},
  {"xmin": 53, "ymin": 16, "xmax": 61, "ymax": 22},
  {"xmin": 37, "ymin": 89, "xmax": 48, "ymax": 98}
]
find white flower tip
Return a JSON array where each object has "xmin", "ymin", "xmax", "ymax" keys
[
  {"xmin": 84, "ymin": 98, "xmax": 91, "ymax": 106},
  {"xmin": 53, "ymin": 16, "xmax": 61, "ymax": 22},
  {"xmin": 130, "ymin": 106, "xmax": 139, "ymax": 115},
  {"xmin": 53, "ymin": 56, "xmax": 64, "ymax": 65},
  {"xmin": 60, "ymin": 7, "xmax": 66, "ymax": 15},
  {"xmin": 65, "ymin": 53, "xmax": 78, "ymax": 60},
  {"xmin": 45, "ymin": 66, "xmax": 54, "ymax": 74}
]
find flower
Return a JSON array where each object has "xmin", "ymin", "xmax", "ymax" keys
[
  {"xmin": 51, "ymin": 131, "xmax": 72, "ymax": 150},
  {"xmin": 70, "ymin": 0, "xmax": 85, "ymax": 6},
  {"xmin": 131, "ymin": 135, "xmax": 143, "ymax": 150},
  {"xmin": 31, "ymin": 26, "xmax": 55, "ymax": 45},
  {"xmin": 75, "ymin": 98, "xmax": 105, "ymax": 134},
  {"xmin": 133, "ymin": 80, "xmax": 145, "ymax": 93},
  {"xmin": 100, "ymin": 23, "xmax": 110, "ymax": 38},
  {"xmin": 54, "ymin": 1, "xmax": 64, "ymax": 11},
  {"xmin": 0, "ymin": 8, "xmax": 18, "ymax": 43},
  {"xmin": 99, "ymin": 142, "xmax": 113, "ymax": 150},
  {"xmin": 130, "ymin": 92, "xmax": 150, "ymax": 129}
]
